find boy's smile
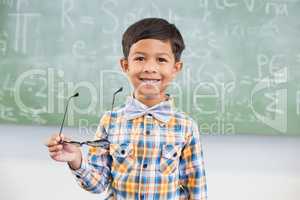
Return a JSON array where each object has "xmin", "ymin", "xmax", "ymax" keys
[{"xmin": 120, "ymin": 39, "xmax": 182, "ymax": 106}]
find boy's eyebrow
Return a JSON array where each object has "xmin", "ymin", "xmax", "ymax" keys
[{"xmin": 132, "ymin": 51, "xmax": 172, "ymax": 58}]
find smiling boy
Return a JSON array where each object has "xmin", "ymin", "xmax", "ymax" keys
[{"xmin": 46, "ymin": 18, "xmax": 207, "ymax": 200}]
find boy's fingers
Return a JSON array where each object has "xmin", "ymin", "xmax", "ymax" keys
[
  {"xmin": 45, "ymin": 133, "xmax": 73, "ymax": 148},
  {"xmin": 56, "ymin": 134, "xmax": 72, "ymax": 143},
  {"xmin": 45, "ymin": 139, "xmax": 56, "ymax": 147},
  {"xmin": 46, "ymin": 138, "xmax": 59, "ymax": 147},
  {"xmin": 48, "ymin": 144, "xmax": 63, "ymax": 152},
  {"xmin": 44, "ymin": 133, "xmax": 61, "ymax": 147},
  {"xmin": 50, "ymin": 151, "xmax": 62, "ymax": 158},
  {"xmin": 56, "ymin": 134, "xmax": 63, "ymax": 142}
]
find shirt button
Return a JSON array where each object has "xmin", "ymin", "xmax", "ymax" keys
[
  {"xmin": 146, "ymin": 130, "xmax": 150, "ymax": 135},
  {"xmin": 143, "ymin": 163, "xmax": 148, "ymax": 168},
  {"xmin": 121, "ymin": 149, "xmax": 126, "ymax": 155},
  {"xmin": 159, "ymin": 123, "xmax": 166, "ymax": 128},
  {"xmin": 147, "ymin": 113, "xmax": 152, "ymax": 117}
]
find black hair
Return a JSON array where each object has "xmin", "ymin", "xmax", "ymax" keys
[{"xmin": 122, "ymin": 18, "xmax": 185, "ymax": 61}]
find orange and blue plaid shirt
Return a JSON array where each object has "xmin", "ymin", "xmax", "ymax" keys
[{"xmin": 71, "ymin": 95, "xmax": 207, "ymax": 200}]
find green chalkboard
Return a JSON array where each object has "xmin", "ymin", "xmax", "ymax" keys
[{"xmin": 0, "ymin": 0, "xmax": 300, "ymax": 136}]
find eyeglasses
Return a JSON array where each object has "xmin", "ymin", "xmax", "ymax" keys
[
  {"xmin": 63, "ymin": 138, "xmax": 110, "ymax": 148},
  {"xmin": 58, "ymin": 87, "xmax": 123, "ymax": 149}
]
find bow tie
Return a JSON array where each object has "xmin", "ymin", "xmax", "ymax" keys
[{"xmin": 124, "ymin": 96, "xmax": 173, "ymax": 124}]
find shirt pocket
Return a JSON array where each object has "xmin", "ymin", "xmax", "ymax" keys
[
  {"xmin": 160, "ymin": 144, "xmax": 182, "ymax": 175},
  {"xmin": 109, "ymin": 142, "xmax": 135, "ymax": 174}
]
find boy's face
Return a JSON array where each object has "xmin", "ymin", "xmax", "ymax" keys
[{"xmin": 120, "ymin": 39, "xmax": 182, "ymax": 100}]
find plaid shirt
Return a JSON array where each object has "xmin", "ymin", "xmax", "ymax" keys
[{"xmin": 71, "ymin": 96, "xmax": 207, "ymax": 200}]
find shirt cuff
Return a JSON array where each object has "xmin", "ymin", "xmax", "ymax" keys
[{"xmin": 69, "ymin": 149, "xmax": 90, "ymax": 178}]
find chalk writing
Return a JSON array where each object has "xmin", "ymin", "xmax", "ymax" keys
[
  {"xmin": 199, "ymin": 0, "xmax": 257, "ymax": 12},
  {"xmin": 101, "ymin": 0, "xmax": 119, "ymax": 33},
  {"xmin": 19, "ymin": 110, "xmax": 46, "ymax": 124},
  {"xmin": 265, "ymin": 92, "xmax": 284, "ymax": 114},
  {"xmin": 257, "ymin": 54, "xmax": 287, "ymax": 80},
  {"xmin": 250, "ymin": 68, "xmax": 287, "ymax": 133},
  {"xmin": 0, "ymin": 104, "xmax": 17, "ymax": 122},
  {"xmin": 8, "ymin": 0, "xmax": 41, "ymax": 55},
  {"xmin": 265, "ymin": 2, "xmax": 289, "ymax": 16},
  {"xmin": 0, "ymin": 31, "xmax": 8, "ymax": 56},
  {"xmin": 62, "ymin": 0, "xmax": 74, "ymax": 29}
]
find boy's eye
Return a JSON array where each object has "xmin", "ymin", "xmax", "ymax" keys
[
  {"xmin": 158, "ymin": 58, "xmax": 167, "ymax": 63},
  {"xmin": 134, "ymin": 57, "xmax": 145, "ymax": 61}
]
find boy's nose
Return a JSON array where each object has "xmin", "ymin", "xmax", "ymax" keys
[{"xmin": 142, "ymin": 60, "xmax": 158, "ymax": 73}]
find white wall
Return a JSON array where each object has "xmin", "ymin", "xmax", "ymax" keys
[{"xmin": 0, "ymin": 124, "xmax": 299, "ymax": 200}]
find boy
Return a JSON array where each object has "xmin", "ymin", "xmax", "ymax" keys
[{"xmin": 46, "ymin": 18, "xmax": 207, "ymax": 200}]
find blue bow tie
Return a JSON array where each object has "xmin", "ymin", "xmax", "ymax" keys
[{"xmin": 124, "ymin": 96, "xmax": 173, "ymax": 124}]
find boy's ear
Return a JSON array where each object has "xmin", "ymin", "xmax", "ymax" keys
[
  {"xmin": 173, "ymin": 61, "xmax": 183, "ymax": 74},
  {"xmin": 120, "ymin": 58, "xmax": 129, "ymax": 72}
]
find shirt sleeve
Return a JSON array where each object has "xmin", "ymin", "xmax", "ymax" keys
[
  {"xmin": 179, "ymin": 119, "xmax": 208, "ymax": 200},
  {"xmin": 69, "ymin": 112, "xmax": 113, "ymax": 195}
]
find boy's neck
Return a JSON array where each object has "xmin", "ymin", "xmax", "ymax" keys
[{"xmin": 134, "ymin": 92, "xmax": 168, "ymax": 107}]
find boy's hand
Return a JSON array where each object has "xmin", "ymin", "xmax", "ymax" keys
[{"xmin": 45, "ymin": 134, "xmax": 82, "ymax": 170}]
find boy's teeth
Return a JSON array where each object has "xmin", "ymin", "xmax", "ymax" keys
[{"xmin": 142, "ymin": 79, "xmax": 159, "ymax": 83}]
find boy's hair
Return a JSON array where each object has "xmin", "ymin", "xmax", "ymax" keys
[{"xmin": 122, "ymin": 18, "xmax": 185, "ymax": 62}]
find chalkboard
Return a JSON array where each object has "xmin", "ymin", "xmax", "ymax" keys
[{"xmin": 0, "ymin": 0, "xmax": 300, "ymax": 136}]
